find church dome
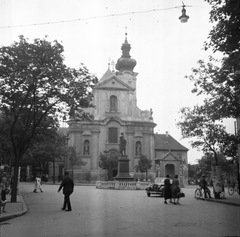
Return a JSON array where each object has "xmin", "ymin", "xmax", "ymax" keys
[{"xmin": 115, "ymin": 34, "xmax": 137, "ymax": 72}]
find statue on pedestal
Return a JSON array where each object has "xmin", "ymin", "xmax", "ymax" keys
[{"xmin": 119, "ymin": 133, "xmax": 127, "ymax": 156}]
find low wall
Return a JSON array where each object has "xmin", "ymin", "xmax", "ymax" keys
[{"xmin": 96, "ymin": 180, "xmax": 149, "ymax": 190}]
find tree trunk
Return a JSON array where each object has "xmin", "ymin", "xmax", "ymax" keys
[
  {"xmin": 53, "ymin": 157, "xmax": 55, "ymax": 184},
  {"xmin": 10, "ymin": 156, "xmax": 20, "ymax": 202},
  {"xmin": 214, "ymin": 151, "xmax": 218, "ymax": 166},
  {"xmin": 212, "ymin": 165, "xmax": 223, "ymax": 199},
  {"xmin": 237, "ymin": 162, "xmax": 240, "ymax": 195}
]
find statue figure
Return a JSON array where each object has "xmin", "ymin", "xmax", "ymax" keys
[{"xmin": 119, "ymin": 133, "xmax": 127, "ymax": 156}]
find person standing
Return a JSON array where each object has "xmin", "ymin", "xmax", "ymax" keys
[
  {"xmin": 58, "ymin": 171, "xmax": 74, "ymax": 212},
  {"xmin": 172, "ymin": 175, "xmax": 181, "ymax": 205},
  {"xmin": 33, "ymin": 176, "xmax": 43, "ymax": 193},
  {"xmin": 164, "ymin": 175, "xmax": 172, "ymax": 204},
  {"xmin": 0, "ymin": 176, "xmax": 8, "ymax": 213}
]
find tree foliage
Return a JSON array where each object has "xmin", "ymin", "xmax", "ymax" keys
[
  {"xmin": 189, "ymin": 153, "xmax": 237, "ymax": 182},
  {"xmin": 68, "ymin": 146, "xmax": 86, "ymax": 178},
  {"xmin": 187, "ymin": 55, "xmax": 240, "ymax": 120},
  {"xmin": 98, "ymin": 151, "xmax": 118, "ymax": 180},
  {"xmin": 0, "ymin": 35, "xmax": 98, "ymax": 201},
  {"xmin": 24, "ymin": 125, "xmax": 68, "ymax": 182},
  {"xmin": 178, "ymin": 106, "xmax": 228, "ymax": 165},
  {"xmin": 135, "ymin": 154, "xmax": 152, "ymax": 179},
  {"xmin": 205, "ymin": 0, "xmax": 240, "ymax": 54}
]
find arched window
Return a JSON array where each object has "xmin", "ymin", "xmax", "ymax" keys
[
  {"xmin": 135, "ymin": 141, "xmax": 141, "ymax": 156},
  {"xmin": 110, "ymin": 95, "xmax": 118, "ymax": 112},
  {"xmin": 83, "ymin": 140, "xmax": 90, "ymax": 155}
]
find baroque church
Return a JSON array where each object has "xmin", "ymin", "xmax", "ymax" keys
[{"xmin": 66, "ymin": 34, "xmax": 189, "ymax": 185}]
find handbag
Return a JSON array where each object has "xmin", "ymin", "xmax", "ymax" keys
[{"xmin": 177, "ymin": 192, "xmax": 185, "ymax": 198}]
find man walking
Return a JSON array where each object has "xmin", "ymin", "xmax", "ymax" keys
[{"xmin": 58, "ymin": 171, "xmax": 74, "ymax": 212}]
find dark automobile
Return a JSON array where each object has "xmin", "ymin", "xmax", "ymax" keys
[{"xmin": 145, "ymin": 177, "xmax": 172, "ymax": 197}]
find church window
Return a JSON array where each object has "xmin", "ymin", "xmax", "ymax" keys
[
  {"xmin": 83, "ymin": 140, "xmax": 90, "ymax": 155},
  {"xmin": 110, "ymin": 95, "xmax": 118, "ymax": 112},
  {"xmin": 135, "ymin": 141, "xmax": 142, "ymax": 156},
  {"xmin": 108, "ymin": 127, "xmax": 118, "ymax": 143}
]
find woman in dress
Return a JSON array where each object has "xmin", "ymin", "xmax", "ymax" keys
[
  {"xmin": 172, "ymin": 175, "xmax": 181, "ymax": 205},
  {"xmin": 164, "ymin": 175, "xmax": 172, "ymax": 204}
]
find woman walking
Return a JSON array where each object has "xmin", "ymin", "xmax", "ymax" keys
[
  {"xmin": 172, "ymin": 175, "xmax": 181, "ymax": 205},
  {"xmin": 164, "ymin": 175, "xmax": 172, "ymax": 204}
]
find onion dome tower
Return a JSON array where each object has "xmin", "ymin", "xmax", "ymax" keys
[{"xmin": 115, "ymin": 33, "xmax": 137, "ymax": 73}]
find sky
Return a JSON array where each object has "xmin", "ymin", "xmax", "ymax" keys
[{"xmin": 0, "ymin": 0, "xmax": 235, "ymax": 164}]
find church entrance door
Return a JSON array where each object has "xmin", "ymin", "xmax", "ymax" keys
[{"xmin": 165, "ymin": 164, "xmax": 175, "ymax": 178}]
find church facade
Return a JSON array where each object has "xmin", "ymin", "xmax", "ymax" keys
[{"xmin": 66, "ymin": 35, "xmax": 188, "ymax": 185}]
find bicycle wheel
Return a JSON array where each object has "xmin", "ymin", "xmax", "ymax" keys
[
  {"xmin": 228, "ymin": 186, "xmax": 234, "ymax": 195},
  {"xmin": 195, "ymin": 188, "xmax": 202, "ymax": 199}
]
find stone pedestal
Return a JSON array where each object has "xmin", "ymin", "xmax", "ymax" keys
[{"xmin": 114, "ymin": 156, "xmax": 134, "ymax": 181}]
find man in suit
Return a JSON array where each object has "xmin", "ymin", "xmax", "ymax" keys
[{"xmin": 58, "ymin": 171, "xmax": 74, "ymax": 211}]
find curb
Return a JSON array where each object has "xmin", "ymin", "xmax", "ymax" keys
[
  {"xmin": 0, "ymin": 191, "xmax": 28, "ymax": 222},
  {"xmin": 196, "ymin": 197, "xmax": 240, "ymax": 207}
]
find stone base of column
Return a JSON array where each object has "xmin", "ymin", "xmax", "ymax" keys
[{"xmin": 114, "ymin": 156, "xmax": 134, "ymax": 181}]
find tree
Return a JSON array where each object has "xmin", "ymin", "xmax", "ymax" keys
[
  {"xmin": 98, "ymin": 151, "xmax": 118, "ymax": 180},
  {"xmin": 179, "ymin": 1, "xmax": 240, "ymax": 195},
  {"xmin": 188, "ymin": 164, "xmax": 199, "ymax": 183},
  {"xmin": 0, "ymin": 36, "xmax": 98, "ymax": 202},
  {"xmin": 135, "ymin": 154, "xmax": 152, "ymax": 181},
  {"xmin": 204, "ymin": 0, "xmax": 240, "ymax": 54},
  {"xmin": 67, "ymin": 146, "xmax": 86, "ymax": 179},
  {"xmin": 0, "ymin": 112, "xmax": 13, "ymax": 168},
  {"xmin": 220, "ymin": 133, "xmax": 240, "ymax": 191},
  {"xmin": 186, "ymin": 55, "xmax": 240, "ymax": 121},
  {"xmin": 177, "ymin": 106, "xmax": 228, "ymax": 165},
  {"xmin": 25, "ymin": 125, "xmax": 68, "ymax": 183}
]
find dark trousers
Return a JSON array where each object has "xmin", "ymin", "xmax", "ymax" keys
[{"xmin": 63, "ymin": 194, "xmax": 72, "ymax": 210}]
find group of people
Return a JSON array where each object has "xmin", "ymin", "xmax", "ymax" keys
[{"xmin": 164, "ymin": 174, "xmax": 182, "ymax": 205}]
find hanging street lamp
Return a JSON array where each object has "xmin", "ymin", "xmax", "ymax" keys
[{"xmin": 179, "ymin": 3, "xmax": 189, "ymax": 23}]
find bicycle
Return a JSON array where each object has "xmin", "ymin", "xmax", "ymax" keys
[
  {"xmin": 195, "ymin": 186, "xmax": 211, "ymax": 199},
  {"xmin": 228, "ymin": 184, "xmax": 238, "ymax": 195}
]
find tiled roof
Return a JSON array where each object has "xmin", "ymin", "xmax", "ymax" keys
[{"xmin": 154, "ymin": 134, "xmax": 188, "ymax": 151}]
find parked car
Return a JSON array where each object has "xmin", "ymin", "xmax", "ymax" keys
[{"xmin": 145, "ymin": 177, "xmax": 166, "ymax": 197}]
